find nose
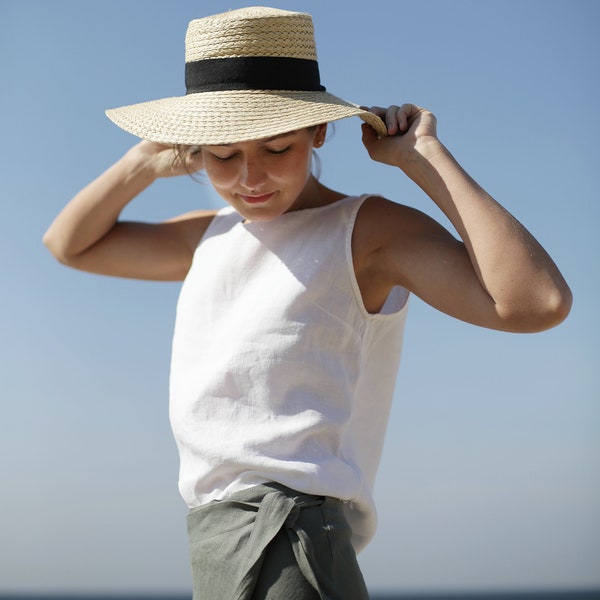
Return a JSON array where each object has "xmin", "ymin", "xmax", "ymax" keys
[{"xmin": 240, "ymin": 154, "xmax": 267, "ymax": 191}]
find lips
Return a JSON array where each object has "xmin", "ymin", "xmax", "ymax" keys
[{"xmin": 239, "ymin": 192, "xmax": 276, "ymax": 205}]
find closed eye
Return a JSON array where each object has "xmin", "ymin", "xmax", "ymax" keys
[
  {"xmin": 209, "ymin": 152, "xmax": 236, "ymax": 161},
  {"xmin": 267, "ymin": 146, "xmax": 291, "ymax": 155}
]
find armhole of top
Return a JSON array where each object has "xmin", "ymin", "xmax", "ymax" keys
[{"xmin": 346, "ymin": 195, "xmax": 410, "ymax": 319}]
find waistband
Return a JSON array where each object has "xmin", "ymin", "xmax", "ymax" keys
[{"xmin": 187, "ymin": 482, "xmax": 362, "ymax": 599}]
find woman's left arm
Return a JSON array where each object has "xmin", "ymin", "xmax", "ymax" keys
[{"xmin": 360, "ymin": 104, "xmax": 572, "ymax": 332}]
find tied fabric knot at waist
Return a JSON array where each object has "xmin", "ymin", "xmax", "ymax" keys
[{"xmin": 186, "ymin": 482, "xmax": 369, "ymax": 599}]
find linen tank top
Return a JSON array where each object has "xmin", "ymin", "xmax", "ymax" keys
[{"xmin": 169, "ymin": 195, "xmax": 409, "ymax": 551}]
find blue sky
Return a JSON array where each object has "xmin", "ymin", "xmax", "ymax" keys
[{"xmin": 2, "ymin": 0, "xmax": 599, "ymax": 595}]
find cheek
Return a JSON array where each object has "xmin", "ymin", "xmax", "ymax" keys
[
  {"xmin": 276, "ymin": 153, "xmax": 313, "ymax": 184},
  {"xmin": 203, "ymin": 161, "xmax": 236, "ymax": 190}
]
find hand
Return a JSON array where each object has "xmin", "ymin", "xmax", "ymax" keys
[
  {"xmin": 129, "ymin": 140, "xmax": 205, "ymax": 179},
  {"xmin": 361, "ymin": 104, "xmax": 438, "ymax": 168}
]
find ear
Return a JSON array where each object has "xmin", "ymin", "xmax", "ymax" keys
[{"xmin": 313, "ymin": 123, "xmax": 327, "ymax": 148}]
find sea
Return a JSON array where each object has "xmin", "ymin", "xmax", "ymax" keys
[{"xmin": 1, "ymin": 592, "xmax": 599, "ymax": 600}]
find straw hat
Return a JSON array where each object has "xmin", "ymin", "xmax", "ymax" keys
[{"xmin": 105, "ymin": 6, "xmax": 387, "ymax": 145}]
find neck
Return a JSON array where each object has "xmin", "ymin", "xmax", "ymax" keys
[{"xmin": 288, "ymin": 175, "xmax": 345, "ymax": 213}]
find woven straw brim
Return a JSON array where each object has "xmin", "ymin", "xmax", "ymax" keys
[{"xmin": 105, "ymin": 90, "xmax": 387, "ymax": 145}]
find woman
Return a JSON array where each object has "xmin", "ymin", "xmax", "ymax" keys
[{"xmin": 43, "ymin": 7, "xmax": 571, "ymax": 599}]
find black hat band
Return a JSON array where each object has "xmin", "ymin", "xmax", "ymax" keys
[{"xmin": 185, "ymin": 56, "xmax": 326, "ymax": 94}]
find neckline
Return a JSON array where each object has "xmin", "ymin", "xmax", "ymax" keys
[{"xmin": 239, "ymin": 194, "xmax": 356, "ymax": 227}]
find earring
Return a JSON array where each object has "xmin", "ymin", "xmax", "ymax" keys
[{"xmin": 314, "ymin": 138, "xmax": 324, "ymax": 148}]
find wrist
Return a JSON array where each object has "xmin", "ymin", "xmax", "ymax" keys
[
  {"xmin": 122, "ymin": 142, "xmax": 162, "ymax": 183},
  {"xmin": 414, "ymin": 135, "xmax": 444, "ymax": 156},
  {"xmin": 397, "ymin": 136, "xmax": 459, "ymax": 193},
  {"xmin": 397, "ymin": 136, "xmax": 446, "ymax": 174},
  {"xmin": 404, "ymin": 135, "xmax": 444, "ymax": 163}
]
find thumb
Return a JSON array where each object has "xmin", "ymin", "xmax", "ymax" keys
[
  {"xmin": 361, "ymin": 123, "xmax": 379, "ymax": 147},
  {"xmin": 361, "ymin": 122, "xmax": 380, "ymax": 154}
]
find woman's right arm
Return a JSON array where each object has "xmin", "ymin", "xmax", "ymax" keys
[{"xmin": 43, "ymin": 141, "xmax": 214, "ymax": 281}]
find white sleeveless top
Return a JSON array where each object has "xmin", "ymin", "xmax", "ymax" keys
[{"xmin": 169, "ymin": 195, "xmax": 409, "ymax": 551}]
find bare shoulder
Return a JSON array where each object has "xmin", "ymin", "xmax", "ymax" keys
[
  {"xmin": 164, "ymin": 208, "xmax": 220, "ymax": 253},
  {"xmin": 89, "ymin": 208, "xmax": 221, "ymax": 281},
  {"xmin": 165, "ymin": 208, "xmax": 219, "ymax": 224},
  {"xmin": 354, "ymin": 195, "xmax": 444, "ymax": 256},
  {"xmin": 352, "ymin": 194, "xmax": 460, "ymax": 302}
]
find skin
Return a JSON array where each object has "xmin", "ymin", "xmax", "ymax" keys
[{"xmin": 43, "ymin": 104, "xmax": 572, "ymax": 332}]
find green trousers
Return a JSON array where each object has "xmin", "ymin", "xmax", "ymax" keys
[{"xmin": 186, "ymin": 482, "xmax": 370, "ymax": 599}]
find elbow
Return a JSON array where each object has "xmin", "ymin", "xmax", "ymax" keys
[
  {"xmin": 532, "ymin": 288, "xmax": 572, "ymax": 332},
  {"xmin": 500, "ymin": 284, "xmax": 573, "ymax": 333},
  {"xmin": 545, "ymin": 284, "xmax": 573, "ymax": 329},
  {"xmin": 42, "ymin": 228, "xmax": 76, "ymax": 266},
  {"xmin": 42, "ymin": 229, "xmax": 63, "ymax": 262}
]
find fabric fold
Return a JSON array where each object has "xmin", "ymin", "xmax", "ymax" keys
[{"xmin": 186, "ymin": 482, "xmax": 369, "ymax": 599}]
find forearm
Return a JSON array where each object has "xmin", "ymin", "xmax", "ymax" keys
[
  {"xmin": 43, "ymin": 146, "xmax": 157, "ymax": 262},
  {"xmin": 403, "ymin": 138, "xmax": 572, "ymax": 325}
]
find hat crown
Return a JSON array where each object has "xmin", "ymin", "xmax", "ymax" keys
[
  {"xmin": 106, "ymin": 6, "xmax": 389, "ymax": 145},
  {"xmin": 185, "ymin": 6, "xmax": 318, "ymax": 62}
]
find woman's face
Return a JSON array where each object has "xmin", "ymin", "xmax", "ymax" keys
[{"xmin": 199, "ymin": 125, "xmax": 326, "ymax": 222}]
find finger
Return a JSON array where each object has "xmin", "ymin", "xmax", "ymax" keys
[
  {"xmin": 361, "ymin": 121, "xmax": 378, "ymax": 142},
  {"xmin": 385, "ymin": 105, "xmax": 402, "ymax": 135},
  {"xmin": 361, "ymin": 105, "xmax": 387, "ymax": 120},
  {"xmin": 398, "ymin": 103, "xmax": 421, "ymax": 132},
  {"xmin": 360, "ymin": 122, "xmax": 380, "ymax": 156}
]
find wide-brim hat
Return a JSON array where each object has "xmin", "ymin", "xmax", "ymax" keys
[{"xmin": 105, "ymin": 6, "xmax": 387, "ymax": 145}]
